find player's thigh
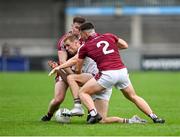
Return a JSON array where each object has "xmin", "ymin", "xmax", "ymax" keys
[
  {"xmin": 76, "ymin": 73, "xmax": 93, "ymax": 84},
  {"xmin": 120, "ymin": 83, "xmax": 137, "ymax": 99},
  {"xmin": 58, "ymin": 69, "xmax": 68, "ymax": 83},
  {"xmin": 54, "ymin": 79, "xmax": 68, "ymax": 100},
  {"xmin": 94, "ymin": 99, "xmax": 109, "ymax": 119},
  {"xmin": 80, "ymin": 77, "xmax": 105, "ymax": 95},
  {"xmin": 68, "ymin": 73, "xmax": 93, "ymax": 85}
]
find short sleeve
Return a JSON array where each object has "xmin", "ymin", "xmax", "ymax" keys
[
  {"xmin": 57, "ymin": 34, "xmax": 67, "ymax": 51},
  {"xmin": 104, "ymin": 33, "xmax": 118, "ymax": 43},
  {"xmin": 78, "ymin": 44, "xmax": 86, "ymax": 59},
  {"xmin": 57, "ymin": 38, "xmax": 65, "ymax": 51}
]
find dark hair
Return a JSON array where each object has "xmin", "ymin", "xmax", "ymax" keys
[
  {"xmin": 80, "ymin": 22, "xmax": 95, "ymax": 31},
  {"xmin": 73, "ymin": 16, "xmax": 86, "ymax": 24}
]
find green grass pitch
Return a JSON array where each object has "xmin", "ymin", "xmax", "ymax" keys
[{"xmin": 0, "ymin": 71, "xmax": 180, "ymax": 136}]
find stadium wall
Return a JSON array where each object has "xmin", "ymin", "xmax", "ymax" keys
[
  {"xmin": 65, "ymin": 6, "xmax": 180, "ymax": 70},
  {"xmin": 1, "ymin": 0, "xmax": 180, "ymax": 71},
  {"xmin": 0, "ymin": 0, "xmax": 65, "ymax": 71}
]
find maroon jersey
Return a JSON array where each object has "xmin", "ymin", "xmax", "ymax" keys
[
  {"xmin": 57, "ymin": 32, "xmax": 74, "ymax": 60},
  {"xmin": 78, "ymin": 33, "xmax": 126, "ymax": 71}
]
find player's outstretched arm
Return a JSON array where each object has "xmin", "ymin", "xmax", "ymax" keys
[
  {"xmin": 59, "ymin": 54, "xmax": 78, "ymax": 69},
  {"xmin": 48, "ymin": 66, "xmax": 61, "ymax": 76},
  {"xmin": 58, "ymin": 50, "xmax": 74, "ymax": 75},
  {"xmin": 117, "ymin": 38, "xmax": 128, "ymax": 49},
  {"xmin": 75, "ymin": 58, "xmax": 84, "ymax": 74},
  {"xmin": 48, "ymin": 55, "xmax": 78, "ymax": 76}
]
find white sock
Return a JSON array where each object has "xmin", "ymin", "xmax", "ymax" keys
[
  {"xmin": 89, "ymin": 109, "xmax": 97, "ymax": 116},
  {"xmin": 149, "ymin": 113, "xmax": 158, "ymax": 119},
  {"xmin": 123, "ymin": 118, "xmax": 129, "ymax": 123},
  {"xmin": 74, "ymin": 103, "xmax": 82, "ymax": 108}
]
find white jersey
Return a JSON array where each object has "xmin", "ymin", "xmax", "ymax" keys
[{"xmin": 81, "ymin": 57, "xmax": 99, "ymax": 75}]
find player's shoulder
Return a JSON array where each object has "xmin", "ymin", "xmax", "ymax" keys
[
  {"xmin": 103, "ymin": 33, "xmax": 119, "ymax": 42},
  {"xmin": 103, "ymin": 33, "xmax": 118, "ymax": 38}
]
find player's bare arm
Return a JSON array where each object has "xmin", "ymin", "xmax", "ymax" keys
[
  {"xmin": 117, "ymin": 38, "xmax": 128, "ymax": 49},
  {"xmin": 59, "ymin": 54, "xmax": 78, "ymax": 69},
  {"xmin": 76, "ymin": 58, "xmax": 84, "ymax": 74},
  {"xmin": 58, "ymin": 50, "xmax": 74, "ymax": 74},
  {"xmin": 49, "ymin": 54, "xmax": 78, "ymax": 76}
]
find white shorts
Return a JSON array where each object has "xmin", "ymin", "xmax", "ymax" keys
[
  {"xmin": 91, "ymin": 88, "xmax": 112, "ymax": 101},
  {"xmin": 97, "ymin": 68, "xmax": 131, "ymax": 90}
]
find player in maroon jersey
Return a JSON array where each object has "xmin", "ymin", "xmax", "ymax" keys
[
  {"xmin": 41, "ymin": 16, "xmax": 86, "ymax": 121},
  {"xmin": 77, "ymin": 22, "xmax": 165, "ymax": 124}
]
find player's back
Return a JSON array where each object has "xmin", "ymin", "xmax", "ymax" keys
[{"xmin": 79, "ymin": 33, "xmax": 125, "ymax": 71}]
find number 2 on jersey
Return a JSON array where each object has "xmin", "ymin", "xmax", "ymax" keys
[{"xmin": 96, "ymin": 41, "xmax": 114, "ymax": 55}]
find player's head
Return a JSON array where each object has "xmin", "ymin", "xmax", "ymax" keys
[
  {"xmin": 71, "ymin": 16, "xmax": 86, "ymax": 35},
  {"xmin": 79, "ymin": 22, "xmax": 95, "ymax": 40},
  {"xmin": 64, "ymin": 34, "xmax": 80, "ymax": 55}
]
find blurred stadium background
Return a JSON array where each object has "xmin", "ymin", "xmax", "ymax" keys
[{"xmin": 0, "ymin": 0, "xmax": 180, "ymax": 71}]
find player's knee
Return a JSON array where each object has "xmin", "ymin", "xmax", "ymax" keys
[
  {"xmin": 99, "ymin": 119, "xmax": 106, "ymax": 124},
  {"xmin": 53, "ymin": 96, "xmax": 65, "ymax": 105},
  {"xmin": 79, "ymin": 91, "xmax": 87, "ymax": 100},
  {"xmin": 67, "ymin": 75, "xmax": 74, "ymax": 83},
  {"xmin": 79, "ymin": 92, "xmax": 83, "ymax": 99},
  {"xmin": 53, "ymin": 99, "xmax": 63, "ymax": 105},
  {"xmin": 99, "ymin": 117, "xmax": 108, "ymax": 124}
]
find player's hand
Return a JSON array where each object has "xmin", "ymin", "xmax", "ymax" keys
[
  {"xmin": 48, "ymin": 60, "xmax": 58, "ymax": 69},
  {"xmin": 48, "ymin": 66, "xmax": 61, "ymax": 76}
]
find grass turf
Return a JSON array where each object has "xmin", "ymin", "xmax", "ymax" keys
[{"xmin": 0, "ymin": 71, "xmax": 180, "ymax": 136}]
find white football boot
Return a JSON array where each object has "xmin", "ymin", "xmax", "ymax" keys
[
  {"xmin": 129, "ymin": 115, "xmax": 147, "ymax": 124},
  {"xmin": 70, "ymin": 104, "xmax": 85, "ymax": 116}
]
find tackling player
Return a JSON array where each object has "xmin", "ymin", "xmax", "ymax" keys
[{"xmin": 78, "ymin": 22, "xmax": 165, "ymax": 124}]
